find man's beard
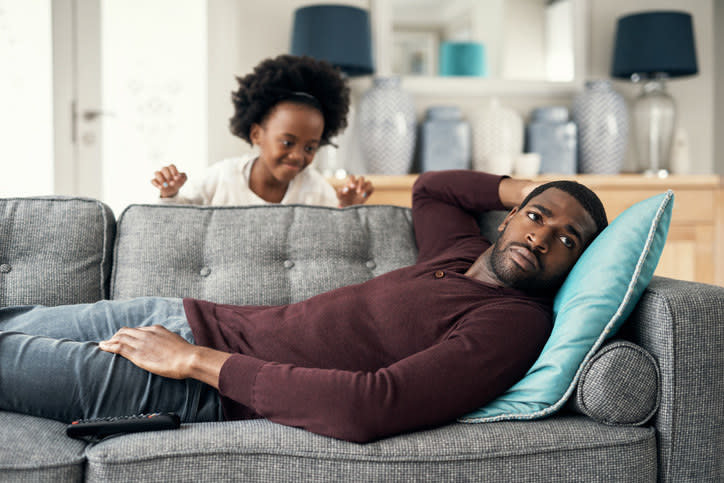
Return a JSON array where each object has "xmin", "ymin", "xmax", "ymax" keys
[{"xmin": 488, "ymin": 241, "xmax": 566, "ymax": 295}]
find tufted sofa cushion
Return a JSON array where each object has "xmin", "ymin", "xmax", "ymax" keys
[
  {"xmin": 0, "ymin": 196, "xmax": 115, "ymax": 307},
  {"xmin": 111, "ymin": 204, "xmax": 418, "ymax": 305}
]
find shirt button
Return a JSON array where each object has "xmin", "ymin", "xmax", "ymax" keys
[
  {"xmin": 434, "ymin": 270, "xmax": 445, "ymax": 279},
  {"xmin": 199, "ymin": 267, "xmax": 211, "ymax": 277},
  {"xmin": 0, "ymin": 264, "xmax": 11, "ymax": 273},
  {"xmin": 283, "ymin": 260, "xmax": 294, "ymax": 269}
]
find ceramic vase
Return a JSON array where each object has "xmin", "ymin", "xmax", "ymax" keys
[
  {"xmin": 419, "ymin": 106, "xmax": 471, "ymax": 172},
  {"xmin": 471, "ymin": 98, "xmax": 523, "ymax": 175},
  {"xmin": 525, "ymin": 106, "xmax": 577, "ymax": 174},
  {"xmin": 357, "ymin": 76, "xmax": 416, "ymax": 174},
  {"xmin": 572, "ymin": 80, "xmax": 628, "ymax": 174}
]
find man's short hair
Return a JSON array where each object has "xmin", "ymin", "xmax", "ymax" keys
[{"xmin": 519, "ymin": 181, "xmax": 608, "ymax": 245}]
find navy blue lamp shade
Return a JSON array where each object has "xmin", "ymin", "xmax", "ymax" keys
[
  {"xmin": 611, "ymin": 11, "xmax": 698, "ymax": 79},
  {"xmin": 290, "ymin": 5, "xmax": 374, "ymax": 77}
]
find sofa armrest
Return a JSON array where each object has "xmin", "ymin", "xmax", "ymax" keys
[{"xmin": 619, "ymin": 276, "xmax": 724, "ymax": 483}]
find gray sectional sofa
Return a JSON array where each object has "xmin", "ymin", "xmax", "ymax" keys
[{"xmin": 0, "ymin": 196, "xmax": 722, "ymax": 482}]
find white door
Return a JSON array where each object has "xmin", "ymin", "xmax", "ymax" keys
[{"xmin": 2, "ymin": 0, "xmax": 209, "ymax": 216}]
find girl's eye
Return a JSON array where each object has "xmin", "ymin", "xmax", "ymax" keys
[
  {"xmin": 281, "ymin": 140, "xmax": 293, "ymax": 147},
  {"xmin": 305, "ymin": 146, "xmax": 318, "ymax": 154}
]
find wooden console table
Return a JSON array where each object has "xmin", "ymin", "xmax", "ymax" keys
[{"xmin": 331, "ymin": 174, "xmax": 724, "ymax": 286}]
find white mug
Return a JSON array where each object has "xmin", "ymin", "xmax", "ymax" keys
[{"xmin": 514, "ymin": 153, "xmax": 541, "ymax": 177}]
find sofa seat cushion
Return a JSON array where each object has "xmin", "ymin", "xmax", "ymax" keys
[
  {"xmin": 83, "ymin": 416, "xmax": 655, "ymax": 482},
  {"xmin": 0, "ymin": 197, "xmax": 115, "ymax": 307},
  {"xmin": 0, "ymin": 411, "xmax": 87, "ymax": 482},
  {"xmin": 111, "ymin": 205, "xmax": 417, "ymax": 305}
]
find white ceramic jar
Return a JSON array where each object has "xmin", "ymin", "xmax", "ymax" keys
[{"xmin": 471, "ymin": 98, "xmax": 523, "ymax": 175}]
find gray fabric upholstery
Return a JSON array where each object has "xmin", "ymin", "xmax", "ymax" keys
[
  {"xmin": 569, "ymin": 340, "xmax": 660, "ymax": 426},
  {"xmin": 0, "ymin": 197, "xmax": 115, "ymax": 307},
  {"xmin": 111, "ymin": 204, "xmax": 417, "ymax": 305},
  {"xmin": 477, "ymin": 209, "xmax": 507, "ymax": 242},
  {"xmin": 1, "ymin": 199, "xmax": 723, "ymax": 482},
  {"xmin": 84, "ymin": 416, "xmax": 656, "ymax": 483},
  {"xmin": 620, "ymin": 277, "xmax": 724, "ymax": 482},
  {"xmin": 0, "ymin": 412, "xmax": 86, "ymax": 483}
]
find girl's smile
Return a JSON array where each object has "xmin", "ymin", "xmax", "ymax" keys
[{"xmin": 248, "ymin": 101, "xmax": 324, "ymax": 202}]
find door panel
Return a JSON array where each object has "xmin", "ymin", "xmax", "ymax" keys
[
  {"xmin": 73, "ymin": 0, "xmax": 208, "ymax": 216},
  {"xmin": 9, "ymin": 1, "xmax": 216, "ymax": 214}
]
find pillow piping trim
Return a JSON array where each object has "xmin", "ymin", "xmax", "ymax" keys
[{"xmin": 459, "ymin": 190, "xmax": 673, "ymax": 423}]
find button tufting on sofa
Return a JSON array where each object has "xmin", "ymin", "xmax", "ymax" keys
[
  {"xmin": 1, "ymin": 199, "xmax": 723, "ymax": 482},
  {"xmin": 0, "ymin": 263, "xmax": 11, "ymax": 273},
  {"xmin": 199, "ymin": 267, "xmax": 211, "ymax": 277},
  {"xmin": 366, "ymin": 260, "xmax": 376, "ymax": 269},
  {"xmin": 283, "ymin": 260, "xmax": 294, "ymax": 269}
]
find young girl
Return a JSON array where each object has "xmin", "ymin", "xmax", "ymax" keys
[{"xmin": 151, "ymin": 55, "xmax": 373, "ymax": 207}]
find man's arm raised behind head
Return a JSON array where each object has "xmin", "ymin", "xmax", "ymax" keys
[
  {"xmin": 498, "ymin": 177, "xmax": 541, "ymax": 209},
  {"xmin": 411, "ymin": 170, "xmax": 535, "ymax": 262}
]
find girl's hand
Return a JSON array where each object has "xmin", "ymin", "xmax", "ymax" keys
[
  {"xmin": 152, "ymin": 164, "xmax": 188, "ymax": 198},
  {"xmin": 337, "ymin": 175, "xmax": 374, "ymax": 207}
]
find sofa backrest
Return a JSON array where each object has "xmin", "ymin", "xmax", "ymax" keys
[
  {"xmin": 0, "ymin": 198, "xmax": 509, "ymax": 308},
  {"xmin": 111, "ymin": 204, "xmax": 419, "ymax": 305},
  {"xmin": 0, "ymin": 197, "xmax": 115, "ymax": 307}
]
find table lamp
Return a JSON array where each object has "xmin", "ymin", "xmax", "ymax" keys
[
  {"xmin": 611, "ymin": 11, "xmax": 698, "ymax": 177},
  {"xmin": 289, "ymin": 4, "xmax": 374, "ymax": 178},
  {"xmin": 290, "ymin": 4, "xmax": 373, "ymax": 77}
]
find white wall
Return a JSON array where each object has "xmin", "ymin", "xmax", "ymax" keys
[
  {"xmin": 206, "ymin": 0, "xmax": 368, "ymax": 166},
  {"xmin": 588, "ymin": 0, "xmax": 714, "ymax": 174},
  {"xmin": 205, "ymin": 0, "xmax": 717, "ymax": 175}
]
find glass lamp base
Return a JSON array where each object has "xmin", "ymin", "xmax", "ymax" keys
[{"xmin": 632, "ymin": 79, "xmax": 676, "ymax": 175}]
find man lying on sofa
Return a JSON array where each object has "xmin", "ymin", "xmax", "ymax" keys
[{"xmin": 0, "ymin": 170, "xmax": 607, "ymax": 443}]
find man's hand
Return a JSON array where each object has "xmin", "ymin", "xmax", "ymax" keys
[
  {"xmin": 98, "ymin": 325, "xmax": 230, "ymax": 388},
  {"xmin": 498, "ymin": 177, "xmax": 541, "ymax": 209}
]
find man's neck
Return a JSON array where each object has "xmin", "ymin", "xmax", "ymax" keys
[{"xmin": 464, "ymin": 250, "xmax": 502, "ymax": 286}]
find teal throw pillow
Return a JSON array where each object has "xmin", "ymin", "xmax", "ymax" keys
[{"xmin": 460, "ymin": 190, "xmax": 674, "ymax": 422}]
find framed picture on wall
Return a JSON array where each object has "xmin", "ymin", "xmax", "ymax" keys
[{"xmin": 392, "ymin": 29, "xmax": 438, "ymax": 76}]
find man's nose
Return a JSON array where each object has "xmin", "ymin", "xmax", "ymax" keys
[{"xmin": 526, "ymin": 227, "xmax": 551, "ymax": 253}]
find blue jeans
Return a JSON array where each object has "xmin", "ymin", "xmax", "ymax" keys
[{"xmin": 0, "ymin": 297, "xmax": 222, "ymax": 423}]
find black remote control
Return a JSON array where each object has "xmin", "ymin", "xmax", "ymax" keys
[{"xmin": 66, "ymin": 412, "xmax": 181, "ymax": 439}]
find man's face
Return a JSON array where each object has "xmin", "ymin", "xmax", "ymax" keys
[{"xmin": 489, "ymin": 188, "xmax": 597, "ymax": 294}]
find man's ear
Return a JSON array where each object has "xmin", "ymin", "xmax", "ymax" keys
[{"xmin": 498, "ymin": 206, "xmax": 519, "ymax": 232}]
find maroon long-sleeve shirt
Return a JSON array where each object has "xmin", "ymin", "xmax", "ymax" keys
[{"xmin": 184, "ymin": 170, "xmax": 552, "ymax": 442}]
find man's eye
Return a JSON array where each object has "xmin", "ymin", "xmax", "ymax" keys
[
  {"xmin": 560, "ymin": 236, "xmax": 575, "ymax": 249},
  {"xmin": 527, "ymin": 212, "xmax": 540, "ymax": 222}
]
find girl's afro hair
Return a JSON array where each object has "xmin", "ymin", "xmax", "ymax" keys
[{"xmin": 229, "ymin": 55, "xmax": 350, "ymax": 146}]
